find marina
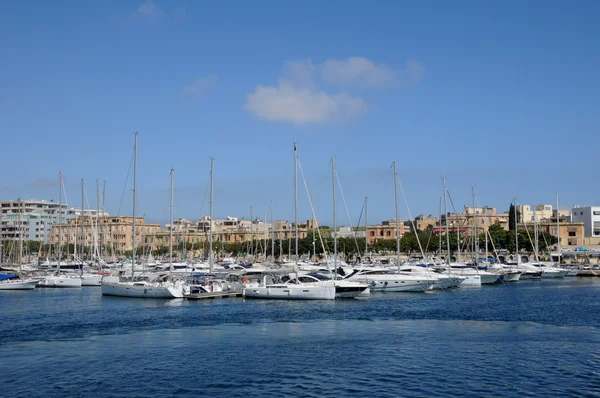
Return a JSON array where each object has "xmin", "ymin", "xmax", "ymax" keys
[
  {"xmin": 2, "ymin": 1, "xmax": 599, "ymax": 396},
  {"xmin": 1, "ymin": 278, "xmax": 599, "ymax": 397}
]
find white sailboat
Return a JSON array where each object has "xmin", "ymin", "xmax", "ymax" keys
[
  {"xmin": 436, "ymin": 178, "xmax": 483, "ymax": 286},
  {"xmin": 528, "ymin": 207, "xmax": 567, "ymax": 278},
  {"xmin": 345, "ymin": 162, "xmax": 435, "ymax": 292},
  {"xmin": 38, "ymin": 173, "xmax": 82, "ymax": 288},
  {"xmin": 102, "ymin": 134, "xmax": 184, "ymax": 299},
  {"xmin": 0, "ymin": 277, "xmax": 38, "ymax": 290},
  {"xmin": 244, "ymin": 143, "xmax": 336, "ymax": 300},
  {"xmin": 326, "ymin": 157, "xmax": 369, "ymax": 298},
  {"xmin": 0, "ymin": 200, "xmax": 39, "ymax": 290}
]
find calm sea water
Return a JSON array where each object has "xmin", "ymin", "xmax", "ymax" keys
[{"xmin": 1, "ymin": 279, "xmax": 600, "ymax": 397}]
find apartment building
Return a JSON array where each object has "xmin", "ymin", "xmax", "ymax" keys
[
  {"xmin": 48, "ymin": 216, "xmax": 160, "ymax": 253},
  {"xmin": 0, "ymin": 199, "xmax": 107, "ymax": 243},
  {"xmin": 571, "ymin": 206, "xmax": 600, "ymax": 237}
]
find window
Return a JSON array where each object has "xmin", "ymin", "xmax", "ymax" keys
[
  {"xmin": 568, "ymin": 231, "xmax": 576, "ymax": 237},
  {"xmin": 594, "ymin": 211, "xmax": 600, "ymax": 216},
  {"xmin": 581, "ymin": 212, "xmax": 584, "ymax": 215}
]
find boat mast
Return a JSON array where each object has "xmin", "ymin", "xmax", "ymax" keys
[
  {"xmin": 132, "ymin": 132, "xmax": 138, "ymax": 278},
  {"xmin": 332, "ymin": 157, "xmax": 337, "ymax": 279},
  {"xmin": 393, "ymin": 161, "xmax": 400, "ymax": 272},
  {"xmin": 533, "ymin": 208, "xmax": 539, "ymax": 262},
  {"xmin": 102, "ymin": 180, "xmax": 106, "ymax": 259},
  {"xmin": 472, "ymin": 185, "xmax": 477, "ymax": 263},
  {"xmin": 96, "ymin": 180, "xmax": 100, "ymax": 265},
  {"xmin": 209, "ymin": 158, "xmax": 214, "ymax": 276},
  {"xmin": 263, "ymin": 212, "xmax": 267, "ymax": 260},
  {"xmin": 18, "ymin": 199, "xmax": 23, "ymax": 278},
  {"xmin": 438, "ymin": 196, "xmax": 442, "ymax": 258},
  {"xmin": 58, "ymin": 171, "xmax": 62, "ymax": 272},
  {"xmin": 312, "ymin": 194, "xmax": 316, "ymax": 262},
  {"xmin": 443, "ymin": 178, "xmax": 450, "ymax": 265},
  {"xmin": 513, "ymin": 198, "xmax": 518, "ymax": 266},
  {"xmin": 294, "ymin": 143, "xmax": 299, "ymax": 278},
  {"xmin": 485, "ymin": 220, "xmax": 489, "ymax": 264},
  {"xmin": 169, "ymin": 168, "xmax": 174, "ymax": 273},
  {"xmin": 364, "ymin": 196, "xmax": 368, "ymax": 261},
  {"xmin": 270, "ymin": 201, "xmax": 274, "ymax": 262},
  {"xmin": 556, "ymin": 192, "xmax": 561, "ymax": 264},
  {"xmin": 250, "ymin": 205, "xmax": 254, "ymax": 260},
  {"xmin": 80, "ymin": 178, "xmax": 84, "ymax": 276}
]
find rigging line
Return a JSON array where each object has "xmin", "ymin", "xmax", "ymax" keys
[
  {"xmin": 524, "ymin": 224, "xmax": 536, "ymax": 260},
  {"xmin": 198, "ymin": 181, "xmax": 209, "ymax": 220},
  {"xmin": 61, "ymin": 177, "xmax": 70, "ymax": 208},
  {"xmin": 116, "ymin": 148, "xmax": 135, "ymax": 217},
  {"xmin": 445, "ymin": 187, "xmax": 468, "ymax": 253},
  {"xmin": 395, "ymin": 173, "xmax": 426, "ymax": 261},
  {"xmin": 474, "ymin": 195, "xmax": 497, "ymax": 257},
  {"xmin": 424, "ymin": 222, "xmax": 434, "ymax": 253},
  {"xmin": 334, "ymin": 169, "xmax": 361, "ymax": 258},
  {"xmin": 297, "ymin": 157, "xmax": 330, "ymax": 267}
]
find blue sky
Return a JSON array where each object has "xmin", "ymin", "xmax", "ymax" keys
[{"xmin": 1, "ymin": 0, "xmax": 598, "ymax": 226}]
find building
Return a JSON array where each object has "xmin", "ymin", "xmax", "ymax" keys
[
  {"xmin": 434, "ymin": 206, "xmax": 509, "ymax": 236},
  {"xmin": 414, "ymin": 215, "xmax": 438, "ymax": 231},
  {"xmin": 0, "ymin": 199, "xmax": 107, "ymax": 243},
  {"xmin": 334, "ymin": 226, "xmax": 366, "ymax": 239},
  {"xmin": 516, "ymin": 204, "xmax": 554, "ymax": 223},
  {"xmin": 48, "ymin": 216, "xmax": 160, "ymax": 254},
  {"xmin": 553, "ymin": 209, "xmax": 570, "ymax": 220},
  {"xmin": 366, "ymin": 220, "xmax": 410, "ymax": 246},
  {"xmin": 538, "ymin": 221, "xmax": 585, "ymax": 247},
  {"xmin": 571, "ymin": 206, "xmax": 600, "ymax": 238}
]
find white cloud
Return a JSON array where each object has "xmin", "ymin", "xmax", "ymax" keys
[
  {"xmin": 245, "ymin": 79, "xmax": 365, "ymax": 125},
  {"xmin": 182, "ymin": 75, "xmax": 217, "ymax": 97},
  {"xmin": 321, "ymin": 57, "xmax": 425, "ymax": 87},
  {"xmin": 135, "ymin": 1, "xmax": 165, "ymax": 19},
  {"xmin": 400, "ymin": 59, "xmax": 425, "ymax": 85},
  {"xmin": 321, "ymin": 57, "xmax": 396, "ymax": 87},
  {"xmin": 245, "ymin": 57, "xmax": 423, "ymax": 125}
]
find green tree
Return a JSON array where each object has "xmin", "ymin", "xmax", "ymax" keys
[{"xmin": 508, "ymin": 203, "xmax": 521, "ymax": 231}]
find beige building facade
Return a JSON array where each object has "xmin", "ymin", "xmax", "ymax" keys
[{"xmin": 48, "ymin": 216, "xmax": 161, "ymax": 253}]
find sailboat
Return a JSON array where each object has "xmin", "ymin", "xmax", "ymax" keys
[
  {"xmin": 102, "ymin": 134, "xmax": 185, "ymax": 299},
  {"xmin": 244, "ymin": 143, "xmax": 336, "ymax": 300},
  {"xmin": 345, "ymin": 162, "xmax": 435, "ymax": 292},
  {"xmin": 526, "ymin": 206, "xmax": 567, "ymax": 278},
  {"xmin": 320, "ymin": 157, "xmax": 369, "ymax": 298},
  {"xmin": 435, "ymin": 178, "xmax": 484, "ymax": 286},
  {"xmin": 0, "ymin": 206, "xmax": 38, "ymax": 290},
  {"xmin": 37, "ymin": 173, "xmax": 82, "ymax": 288},
  {"xmin": 73, "ymin": 178, "xmax": 102, "ymax": 286}
]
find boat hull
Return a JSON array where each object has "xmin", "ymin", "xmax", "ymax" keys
[
  {"xmin": 243, "ymin": 284, "xmax": 335, "ymax": 300},
  {"xmin": 566, "ymin": 269, "xmax": 579, "ymax": 276},
  {"xmin": 541, "ymin": 269, "xmax": 567, "ymax": 279},
  {"xmin": 81, "ymin": 274, "xmax": 103, "ymax": 286},
  {"xmin": 480, "ymin": 273, "xmax": 501, "ymax": 285},
  {"xmin": 101, "ymin": 282, "xmax": 184, "ymax": 298},
  {"xmin": 362, "ymin": 278, "xmax": 433, "ymax": 292},
  {"xmin": 454, "ymin": 274, "xmax": 481, "ymax": 287},
  {"xmin": 38, "ymin": 276, "xmax": 82, "ymax": 288},
  {"xmin": 500, "ymin": 271, "xmax": 522, "ymax": 283},
  {"xmin": 0, "ymin": 279, "xmax": 38, "ymax": 290},
  {"xmin": 334, "ymin": 281, "xmax": 370, "ymax": 298}
]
